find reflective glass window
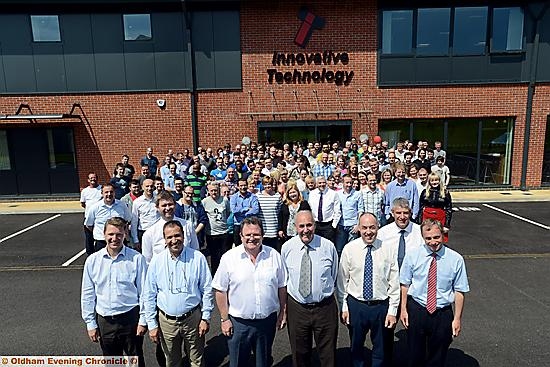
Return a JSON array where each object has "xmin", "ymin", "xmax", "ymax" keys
[
  {"xmin": 0, "ymin": 130, "xmax": 11, "ymax": 170},
  {"xmin": 417, "ymin": 8, "xmax": 450, "ymax": 56},
  {"xmin": 47, "ymin": 128, "xmax": 76, "ymax": 169},
  {"xmin": 453, "ymin": 7, "xmax": 488, "ymax": 55},
  {"xmin": 492, "ymin": 7, "xmax": 524, "ymax": 52},
  {"xmin": 123, "ymin": 14, "xmax": 152, "ymax": 41},
  {"xmin": 382, "ymin": 10, "xmax": 413, "ymax": 55},
  {"xmin": 31, "ymin": 15, "xmax": 61, "ymax": 42}
]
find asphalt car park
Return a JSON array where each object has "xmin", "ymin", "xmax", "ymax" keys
[{"xmin": 0, "ymin": 201, "xmax": 549, "ymax": 366}]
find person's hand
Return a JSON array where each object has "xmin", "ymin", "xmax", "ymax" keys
[
  {"xmin": 341, "ymin": 311, "xmax": 350, "ymax": 325},
  {"xmin": 198, "ymin": 320, "xmax": 210, "ymax": 337},
  {"xmin": 149, "ymin": 328, "xmax": 160, "ymax": 344},
  {"xmin": 277, "ymin": 312, "xmax": 286, "ymax": 330},
  {"xmin": 221, "ymin": 319, "xmax": 233, "ymax": 337},
  {"xmin": 351, "ymin": 225, "xmax": 358, "ymax": 234},
  {"xmin": 136, "ymin": 325, "xmax": 147, "ymax": 336},
  {"xmin": 278, "ymin": 230, "xmax": 285, "ymax": 239},
  {"xmin": 88, "ymin": 328, "xmax": 99, "ymax": 343},
  {"xmin": 400, "ymin": 309, "xmax": 409, "ymax": 329},
  {"xmin": 385, "ymin": 315, "xmax": 397, "ymax": 328},
  {"xmin": 452, "ymin": 319, "xmax": 461, "ymax": 337}
]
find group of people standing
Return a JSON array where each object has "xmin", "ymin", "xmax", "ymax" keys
[{"xmin": 79, "ymin": 137, "xmax": 467, "ymax": 367}]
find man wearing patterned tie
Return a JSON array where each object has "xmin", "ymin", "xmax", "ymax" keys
[
  {"xmin": 400, "ymin": 218, "xmax": 469, "ymax": 367},
  {"xmin": 281, "ymin": 210, "xmax": 339, "ymax": 367},
  {"xmin": 337, "ymin": 213, "xmax": 400, "ymax": 367}
]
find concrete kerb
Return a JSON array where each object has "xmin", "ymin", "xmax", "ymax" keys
[{"xmin": 0, "ymin": 201, "xmax": 84, "ymax": 215}]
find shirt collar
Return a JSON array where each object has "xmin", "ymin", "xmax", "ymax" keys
[
  {"xmin": 422, "ymin": 244, "xmax": 446, "ymax": 258},
  {"xmin": 361, "ymin": 238, "xmax": 382, "ymax": 250},
  {"xmin": 101, "ymin": 245, "xmax": 127, "ymax": 259}
]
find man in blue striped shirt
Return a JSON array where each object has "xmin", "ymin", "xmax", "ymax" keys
[
  {"xmin": 81, "ymin": 217, "xmax": 147, "ymax": 366},
  {"xmin": 384, "ymin": 163, "xmax": 419, "ymax": 222}
]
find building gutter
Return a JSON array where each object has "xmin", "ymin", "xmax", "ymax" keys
[
  {"xmin": 182, "ymin": 0, "xmax": 200, "ymax": 155},
  {"xmin": 521, "ymin": 3, "xmax": 548, "ymax": 190}
]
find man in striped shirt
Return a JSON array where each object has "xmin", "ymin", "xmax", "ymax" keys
[{"xmin": 362, "ymin": 173, "xmax": 385, "ymax": 226}]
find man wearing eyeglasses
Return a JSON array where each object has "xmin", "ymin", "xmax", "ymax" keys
[
  {"xmin": 81, "ymin": 217, "xmax": 147, "ymax": 366},
  {"xmin": 143, "ymin": 220, "xmax": 213, "ymax": 367},
  {"xmin": 212, "ymin": 216, "xmax": 287, "ymax": 367}
]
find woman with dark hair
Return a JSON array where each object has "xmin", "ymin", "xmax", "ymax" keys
[
  {"xmin": 277, "ymin": 183, "xmax": 311, "ymax": 241},
  {"xmin": 419, "ymin": 172, "xmax": 453, "ymax": 242}
]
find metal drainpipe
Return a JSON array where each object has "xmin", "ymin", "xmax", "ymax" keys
[
  {"xmin": 521, "ymin": 3, "xmax": 548, "ymax": 190},
  {"xmin": 182, "ymin": 0, "xmax": 199, "ymax": 155}
]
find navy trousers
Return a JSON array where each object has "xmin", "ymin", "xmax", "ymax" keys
[{"xmin": 227, "ymin": 312, "xmax": 277, "ymax": 367}]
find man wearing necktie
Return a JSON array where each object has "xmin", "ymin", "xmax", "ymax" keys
[
  {"xmin": 337, "ymin": 213, "xmax": 400, "ymax": 367},
  {"xmin": 307, "ymin": 176, "xmax": 341, "ymax": 243},
  {"xmin": 377, "ymin": 197, "xmax": 423, "ymax": 363},
  {"xmin": 281, "ymin": 210, "xmax": 339, "ymax": 367},
  {"xmin": 400, "ymin": 218, "xmax": 469, "ymax": 367}
]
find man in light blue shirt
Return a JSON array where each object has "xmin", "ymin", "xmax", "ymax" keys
[
  {"xmin": 335, "ymin": 175, "xmax": 364, "ymax": 256},
  {"xmin": 84, "ymin": 183, "xmax": 131, "ymax": 253},
  {"xmin": 143, "ymin": 220, "xmax": 213, "ymax": 367},
  {"xmin": 384, "ymin": 163, "xmax": 419, "ymax": 221},
  {"xmin": 400, "ymin": 218, "xmax": 469, "ymax": 367},
  {"xmin": 281, "ymin": 210, "xmax": 339, "ymax": 367},
  {"xmin": 81, "ymin": 217, "xmax": 147, "ymax": 366}
]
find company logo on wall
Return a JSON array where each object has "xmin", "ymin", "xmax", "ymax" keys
[
  {"xmin": 267, "ymin": 7, "xmax": 354, "ymax": 86},
  {"xmin": 294, "ymin": 7, "xmax": 325, "ymax": 48}
]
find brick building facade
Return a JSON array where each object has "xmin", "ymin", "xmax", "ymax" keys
[{"xmin": 0, "ymin": 0, "xmax": 549, "ymax": 195}]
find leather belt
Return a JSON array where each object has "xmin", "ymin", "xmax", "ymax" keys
[
  {"xmin": 349, "ymin": 295, "xmax": 388, "ymax": 306},
  {"xmin": 159, "ymin": 305, "xmax": 199, "ymax": 322}
]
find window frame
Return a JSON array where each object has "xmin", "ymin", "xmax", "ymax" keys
[
  {"xmin": 122, "ymin": 13, "xmax": 153, "ymax": 42},
  {"xmin": 30, "ymin": 15, "xmax": 62, "ymax": 43}
]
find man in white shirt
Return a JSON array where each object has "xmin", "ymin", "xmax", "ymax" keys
[
  {"xmin": 308, "ymin": 176, "xmax": 341, "ymax": 243},
  {"xmin": 130, "ymin": 179, "xmax": 160, "ymax": 251},
  {"xmin": 212, "ymin": 216, "xmax": 287, "ymax": 367},
  {"xmin": 80, "ymin": 172, "xmax": 102, "ymax": 255},
  {"xmin": 337, "ymin": 213, "xmax": 399, "ymax": 367},
  {"xmin": 141, "ymin": 191, "xmax": 199, "ymax": 264}
]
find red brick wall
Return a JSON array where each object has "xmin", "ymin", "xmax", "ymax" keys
[{"xmin": 0, "ymin": 0, "xmax": 548, "ymax": 189}]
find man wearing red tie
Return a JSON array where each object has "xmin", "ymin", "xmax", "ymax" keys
[{"xmin": 399, "ymin": 218, "xmax": 469, "ymax": 367}]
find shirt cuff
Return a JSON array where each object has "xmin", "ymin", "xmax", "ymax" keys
[
  {"xmin": 201, "ymin": 311, "xmax": 211, "ymax": 321},
  {"xmin": 147, "ymin": 320, "xmax": 159, "ymax": 330},
  {"xmin": 86, "ymin": 321, "xmax": 98, "ymax": 331},
  {"xmin": 387, "ymin": 305, "xmax": 398, "ymax": 317}
]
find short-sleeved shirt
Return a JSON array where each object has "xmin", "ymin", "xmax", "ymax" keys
[{"xmin": 212, "ymin": 245, "xmax": 286, "ymax": 319}]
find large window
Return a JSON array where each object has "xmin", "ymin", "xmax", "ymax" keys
[
  {"xmin": 453, "ymin": 7, "xmax": 488, "ymax": 55},
  {"xmin": 381, "ymin": 6, "xmax": 523, "ymax": 57},
  {"xmin": 417, "ymin": 8, "xmax": 450, "ymax": 56},
  {"xmin": 382, "ymin": 10, "xmax": 413, "ymax": 55},
  {"xmin": 492, "ymin": 7, "xmax": 524, "ymax": 52},
  {"xmin": 30, "ymin": 15, "xmax": 61, "ymax": 42},
  {"xmin": 379, "ymin": 118, "xmax": 514, "ymax": 186},
  {"xmin": 123, "ymin": 14, "xmax": 152, "ymax": 41}
]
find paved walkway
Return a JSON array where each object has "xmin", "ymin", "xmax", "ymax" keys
[{"xmin": 1, "ymin": 189, "xmax": 549, "ymax": 214}]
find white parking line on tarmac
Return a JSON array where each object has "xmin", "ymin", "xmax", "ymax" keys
[
  {"xmin": 0, "ymin": 214, "xmax": 61, "ymax": 244},
  {"xmin": 61, "ymin": 249, "xmax": 86, "ymax": 267},
  {"xmin": 482, "ymin": 204, "xmax": 550, "ymax": 230}
]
